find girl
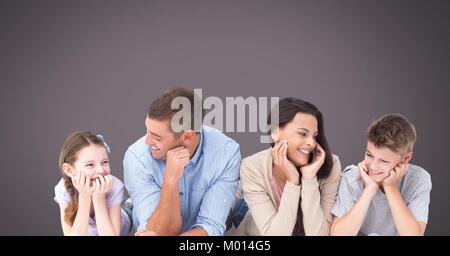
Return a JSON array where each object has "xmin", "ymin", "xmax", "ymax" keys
[
  {"xmin": 54, "ymin": 131, "xmax": 131, "ymax": 236},
  {"xmin": 237, "ymin": 97, "xmax": 342, "ymax": 235}
]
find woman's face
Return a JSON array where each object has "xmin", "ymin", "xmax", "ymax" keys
[{"xmin": 278, "ymin": 113, "xmax": 318, "ymax": 167}]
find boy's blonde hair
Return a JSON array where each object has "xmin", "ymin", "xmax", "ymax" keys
[{"xmin": 367, "ymin": 114, "xmax": 417, "ymax": 155}]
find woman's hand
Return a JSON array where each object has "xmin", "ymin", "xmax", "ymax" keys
[
  {"xmin": 300, "ymin": 143, "xmax": 325, "ymax": 180},
  {"xmin": 272, "ymin": 139, "xmax": 300, "ymax": 185}
]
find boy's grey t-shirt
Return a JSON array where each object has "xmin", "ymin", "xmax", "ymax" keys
[{"xmin": 331, "ymin": 164, "xmax": 432, "ymax": 236}]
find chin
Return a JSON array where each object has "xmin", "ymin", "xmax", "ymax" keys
[{"xmin": 291, "ymin": 157, "xmax": 308, "ymax": 167}]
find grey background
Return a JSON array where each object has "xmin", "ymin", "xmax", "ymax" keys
[{"xmin": 0, "ymin": 0, "xmax": 449, "ymax": 235}]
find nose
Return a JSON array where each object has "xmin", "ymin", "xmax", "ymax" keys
[
  {"xmin": 145, "ymin": 134, "xmax": 153, "ymax": 145},
  {"xmin": 96, "ymin": 166, "xmax": 107, "ymax": 176},
  {"xmin": 307, "ymin": 136, "xmax": 316, "ymax": 148},
  {"xmin": 368, "ymin": 159, "xmax": 378, "ymax": 171}
]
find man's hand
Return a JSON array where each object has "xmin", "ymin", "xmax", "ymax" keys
[
  {"xmin": 300, "ymin": 143, "xmax": 326, "ymax": 180},
  {"xmin": 272, "ymin": 139, "xmax": 300, "ymax": 185},
  {"xmin": 383, "ymin": 161, "xmax": 408, "ymax": 188},
  {"xmin": 165, "ymin": 146, "xmax": 190, "ymax": 183},
  {"xmin": 358, "ymin": 161, "xmax": 378, "ymax": 193}
]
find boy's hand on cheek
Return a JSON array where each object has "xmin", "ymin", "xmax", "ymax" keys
[
  {"xmin": 383, "ymin": 162, "xmax": 408, "ymax": 188},
  {"xmin": 358, "ymin": 161, "xmax": 378, "ymax": 193}
]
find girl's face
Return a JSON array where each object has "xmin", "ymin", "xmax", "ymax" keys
[
  {"xmin": 278, "ymin": 113, "xmax": 318, "ymax": 167},
  {"xmin": 69, "ymin": 144, "xmax": 110, "ymax": 181}
]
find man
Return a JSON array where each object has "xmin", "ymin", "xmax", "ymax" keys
[
  {"xmin": 330, "ymin": 114, "xmax": 432, "ymax": 236},
  {"xmin": 124, "ymin": 86, "xmax": 241, "ymax": 236}
]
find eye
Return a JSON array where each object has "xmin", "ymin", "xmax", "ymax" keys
[
  {"xmin": 298, "ymin": 132, "xmax": 307, "ymax": 137},
  {"xmin": 102, "ymin": 160, "xmax": 109, "ymax": 165},
  {"xmin": 85, "ymin": 163, "xmax": 94, "ymax": 168},
  {"xmin": 381, "ymin": 159, "xmax": 389, "ymax": 163},
  {"xmin": 366, "ymin": 153, "xmax": 373, "ymax": 158}
]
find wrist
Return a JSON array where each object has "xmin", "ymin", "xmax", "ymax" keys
[
  {"xmin": 363, "ymin": 186, "xmax": 378, "ymax": 196},
  {"xmin": 383, "ymin": 184, "xmax": 398, "ymax": 193},
  {"xmin": 78, "ymin": 194, "xmax": 92, "ymax": 202},
  {"xmin": 92, "ymin": 194, "xmax": 106, "ymax": 201},
  {"xmin": 302, "ymin": 174, "xmax": 317, "ymax": 180}
]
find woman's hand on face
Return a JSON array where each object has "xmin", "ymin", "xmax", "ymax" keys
[
  {"xmin": 92, "ymin": 174, "xmax": 113, "ymax": 199},
  {"xmin": 300, "ymin": 143, "xmax": 326, "ymax": 180},
  {"xmin": 72, "ymin": 173, "xmax": 95, "ymax": 198},
  {"xmin": 272, "ymin": 139, "xmax": 300, "ymax": 185}
]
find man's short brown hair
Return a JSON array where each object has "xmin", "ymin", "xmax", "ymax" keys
[
  {"xmin": 147, "ymin": 86, "xmax": 203, "ymax": 133},
  {"xmin": 366, "ymin": 113, "xmax": 417, "ymax": 154}
]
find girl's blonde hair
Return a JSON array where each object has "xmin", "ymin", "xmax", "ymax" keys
[{"xmin": 58, "ymin": 131, "xmax": 107, "ymax": 225}]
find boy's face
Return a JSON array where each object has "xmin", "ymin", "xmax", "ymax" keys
[
  {"xmin": 71, "ymin": 144, "xmax": 111, "ymax": 181},
  {"xmin": 144, "ymin": 117, "xmax": 184, "ymax": 160},
  {"xmin": 363, "ymin": 141, "xmax": 406, "ymax": 183}
]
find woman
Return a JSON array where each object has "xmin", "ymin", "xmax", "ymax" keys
[{"xmin": 238, "ymin": 97, "xmax": 341, "ymax": 235}]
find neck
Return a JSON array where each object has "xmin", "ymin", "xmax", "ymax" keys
[{"xmin": 186, "ymin": 134, "xmax": 200, "ymax": 159}]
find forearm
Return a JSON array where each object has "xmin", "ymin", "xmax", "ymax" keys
[
  {"xmin": 330, "ymin": 189, "xmax": 375, "ymax": 236},
  {"xmin": 385, "ymin": 186, "xmax": 423, "ymax": 235},
  {"xmin": 147, "ymin": 179, "xmax": 182, "ymax": 235},
  {"xmin": 70, "ymin": 195, "xmax": 91, "ymax": 236},
  {"xmin": 300, "ymin": 177, "xmax": 329, "ymax": 235},
  {"xmin": 257, "ymin": 181, "xmax": 301, "ymax": 235},
  {"xmin": 180, "ymin": 227, "xmax": 208, "ymax": 236},
  {"xmin": 92, "ymin": 197, "xmax": 118, "ymax": 236}
]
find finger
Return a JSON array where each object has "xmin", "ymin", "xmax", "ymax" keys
[
  {"xmin": 358, "ymin": 162, "xmax": 368, "ymax": 173},
  {"xmin": 95, "ymin": 179, "xmax": 101, "ymax": 191},
  {"xmin": 282, "ymin": 141, "xmax": 288, "ymax": 159},
  {"xmin": 99, "ymin": 175, "xmax": 106, "ymax": 189}
]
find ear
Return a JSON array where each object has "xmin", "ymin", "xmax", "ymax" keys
[
  {"xmin": 403, "ymin": 151, "xmax": 413, "ymax": 164},
  {"xmin": 271, "ymin": 127, "xmax": 280, "ymax": 143},
  {"xmin": 182, "ymin": 130, "xmax": 196, "ymax": 144},
  {"xmin": 62, "ymin": 163, "xmax": 76, "ymax": 178}
]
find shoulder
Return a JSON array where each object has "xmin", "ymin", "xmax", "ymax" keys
[
  {"xmin": 202, "ymin": 126, "xmax": 240, "ymax": 160},
  {"xmin": 241, "ymin": 149, "xmax": 271, "ymax": 177},
  {"xmin": 340, "ymin": 164, "xmax": 362, "ymax": 185},
  {"xmin": 320, "ymin": 154, "xmax": 342, "ymax": 182},
  {"xmin": 202, "ymin": 126, "xmax": 239, "ymax": 150},
  {"xmin": 404, "ymin": 164, "xmax": 432, "ymax": 189},
  {"xmin": 54, "ymin": 178, "xmax": 70, "ymax": 205},
  {"xmin": 110, "ymin": 175, "xmax": 125, "ymax": 189},
  {"xmin": 124, "ymin": 135, "xmax": 150, "ymax": 161}
]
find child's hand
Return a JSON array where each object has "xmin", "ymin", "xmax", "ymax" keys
[
  {"xmin": 92, "ymin": 174, "xmax": 113, "ymax": 199},
  {"xmin": 383, "ymin": 161, "xmax": 408, "ymax": 188},
  {"xmin": 300, "ymin": 143, "xmax": 326, "ymax": 180},
  {"xmin": 358, "ymin": 161, "xmax": 378, "ymax": 193},
  {"xmin": 72, "ymin": 173, "xmax": 95, "ymax": 197}
]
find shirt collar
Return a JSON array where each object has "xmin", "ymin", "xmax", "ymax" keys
[{"xmin": 189, "ymin": 126, "xmax": 204, "ymax": 166}]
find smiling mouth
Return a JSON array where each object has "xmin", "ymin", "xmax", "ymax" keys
[
  {"xmin": 369, "ymin": 169, "xmax": 383, "ymax": 176},
  {"xmin": 297, "ymin": 148, "xmax": 310, "ymax": 156}
]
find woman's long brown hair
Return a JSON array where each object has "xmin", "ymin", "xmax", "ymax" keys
[{"xmin": 267, "ymin": 98, "xmax": 333, "ymax": 235}]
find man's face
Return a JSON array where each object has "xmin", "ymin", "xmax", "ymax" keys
[
  {"xmin": 144, "ymin": 117, "xmax": 184, "ymax": 160},
  {"xmin": 363, "ymin": 141, "xmax": 405, "ymax": 183}
]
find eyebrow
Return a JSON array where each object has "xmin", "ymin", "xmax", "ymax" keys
[
  {"xmin": 366, "ymin": 150, "xmax": 390, "ymax": 162},
  {"xmin": 148, "ymin": 131, "xmax": 162, "ymax": 139}
]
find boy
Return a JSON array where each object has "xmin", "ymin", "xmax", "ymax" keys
[{"xmin": 330, "ymin": 114, "xmax": 431, "ymax": 236}]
